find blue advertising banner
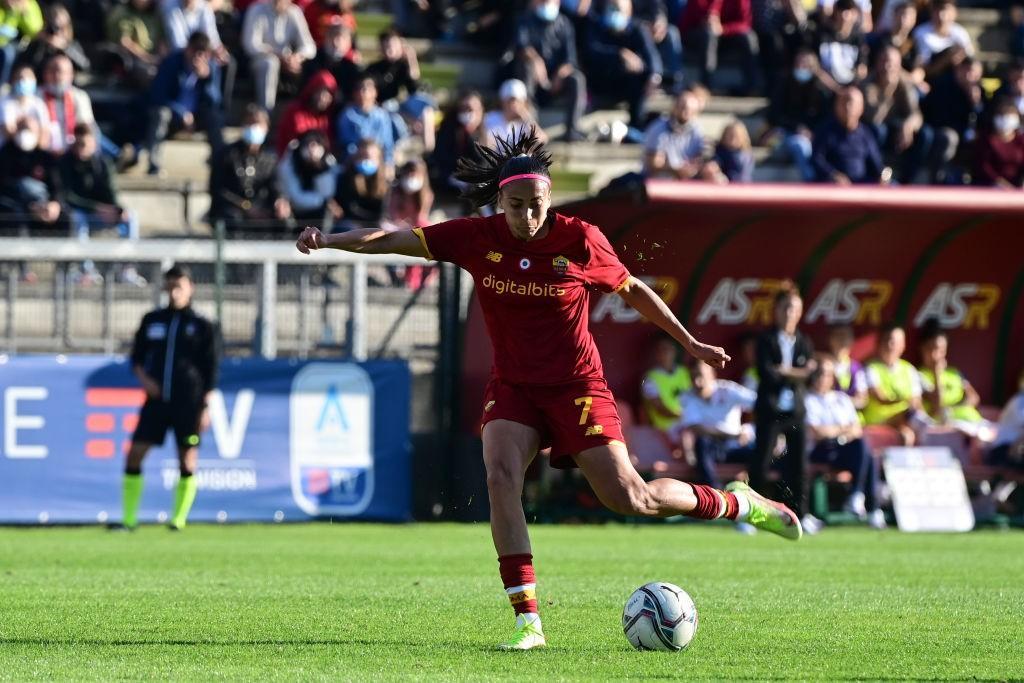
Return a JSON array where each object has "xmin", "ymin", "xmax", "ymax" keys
[{"xmin": 0, "ymin": 356, "xmax": 411, "ymax": 523}]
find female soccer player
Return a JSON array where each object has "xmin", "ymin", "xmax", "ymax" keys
[{"xmin": 296, "ymin": 130, "xmax": 801, "ymax": 650}]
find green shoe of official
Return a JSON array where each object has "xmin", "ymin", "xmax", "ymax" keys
[
  {"xmin": 497, "ymin": 614, "xmax": 546, "ymax": 651},
  {"xmin": 725, "ymin": 481, "xmax": 802, "ymax": 541}
]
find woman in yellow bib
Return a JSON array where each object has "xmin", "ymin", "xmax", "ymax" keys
[
  {"xmin": 862, "ymin": 323, "xmax": 928, "ymax": 445},
  {"xmin": 917, "ymin": 320, "xmax": 993, "ymax": 440},
  {"xmin": 640, "ymin": 334, "xmax": 693, "ymax": 435}
]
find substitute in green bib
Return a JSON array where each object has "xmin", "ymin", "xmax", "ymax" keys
[
  {"xmin": 917, "ymin": 321, "xmax": 992, "ymax": 439},
  {"xmin": 641, "ymin": 335, "xmax": 692, "ymax": 434},
  {"xmin": 862, "ymin": 323, "xmax": 926, "ymax": 445}
]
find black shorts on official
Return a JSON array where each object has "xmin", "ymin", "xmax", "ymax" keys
[{"xmin": 132, "ymin": 399, "xmax": 203, "ymax": 449}]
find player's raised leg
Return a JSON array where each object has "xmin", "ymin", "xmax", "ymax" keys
[
  {"xmin": 573, "ymin": 443, "xmax": 802, "ymax": 540},
  {"xmin": 482, "ymin": 419, "xmax": 546, "ymax": 650}
]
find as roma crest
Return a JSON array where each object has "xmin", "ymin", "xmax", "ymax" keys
[{"xmin": 552, "ymin": 255, "xmax": 569, "ymax": 276}]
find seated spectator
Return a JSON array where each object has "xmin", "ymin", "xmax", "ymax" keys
[
  {"xmin": 210, "ymin": 105, "xmax": 289, "ymax": 236},
  {"xmin": 766, "ymin": 48, "xmax": 834, "ymax": 181},
  {"xmin": 679, "ymin": 0, "xmax": 759, "ymax": 94},
  {"xmin": 514, "ymin": 0, "xmax": 586, "ymax": 142},
  {"xmin": 428, "ymin": 90, "xmax": 486, "ymax": 200},
  {"xmin": 867, "ymin": 1, "xmax": 924, "ymax": 89},
  {"xmin": 812, "ymin": 86, "xmax": 888, "ymax": 184},
  {"xmin": 0, "ymin": 63, "xmax": 49, "ymax": 149},
  {"xmin": 827, "ymin": 323, "xmax": 867, "ymax": 408},
  {"xmin": 20, "ymin": 3, "xmax": 89, "ymax": 77},
  {"xmin": 804, "ymin": 357, "xmax": 884, "ymax": 528},
  {"xmin": 585, "ymin": 0, "xmax": 662, "ymax": 134},
  {"xmin": 277, "ymin": 68, "xmax": 336, "ymax": 156},
  {"xmin": 861, "ymin": 44, "xmax": 928, "ymax": 184},
  {"xmin": 104, "ymin": 0, "xmax": 167, "ymax": 89},
  {"xmin": 143, "ymin": 31, "xmax": 224, "ymax": 176},
  {"xmin": 336, "ymin": 75, "xmax": 407, "ymax": 163},
  {"xmin": 634, "ymin": 0, "xmax": 683, "ymax": 93},
  {"xmin": 642, "ymin": 88, "xmax": 721, "ymax": 180},
  {"xmin": 714, "ymin": 120, "xmax": 754, "ymax": 182},
  {"xmin": 678, "ymin": 359, "xmax": 756, "ymax": 491},
  {"xmin": 277, "ymin": 129, "xmax": 340, "ymax": 227},
  {"xmin": 912, "ymin": 0, "xmax": 973, "ymax": 76},
  {"xmin": 366, "ymin": 28, "xmax": 436, "ymax": 152},
  {"xmin": 751, "ymin": 0, "xmax": 808, "ymax": 95},
  {"xmin": 973, "ymin": 98, "xmax": 1024, "ymax": 189},
  {"xmin": 917, "ymin": 320, "xmax": 991, "ymax": 439},
  {"xmin": 0, "ymin": 118, "xmax": 62, "ymax": 233},
  {"xmin": 991, "ymin": 60, "xmax": 1024, "ymax": 121},
  {"xmin": 39, "ymin": 54, "xmax": 102, "ymax": 156},
  {"xmin": 448, "ymin": 0, "xmax": 515, "ymax": 49},
  {"xmin": 483, "ymin": 79, "xmax": 546, "ymax": 148},
  {"xmin": 817, "ymin": 0, "xmax": 871, "ymax": 30},
  {"xmin": 303, "ymin": 0, "xmax": 356, "ymax": 46},
  {"xmin": 334, "ymin": 138, "xmax": 389, "ymax": 232},
  {"xmin": 862, "ymin": 322, "xmax": 927, "ymax": 445},
  {"xmin": 921, "ymin": 56, "xmax": 983, "ymax": 184},
  {"xmin": 813, "ymin": 0, "xmax": 867, "ymax": 90},
  {"xmin": 0, "ymin": 0, "xmax": 43, "ymax": 87},
  {"xmin": 303, "ymin": 22, "xmax": 360, "ymax": 99},
  {"xmin": 162, "ymin": 0, "xmax": 224, "ymax": 56},
  {"xmin": 241, "ymin": 0, "xmax": 316, "ymax": 112},
  {"xmin": 988, "ymin": 371, "xmax": 1024, "ymax": 468},
  {"xmin": 386, "ymin": 158, "xmax": 435, "ymax": 289},
  {"xmin": 640, "ymin": 334, "xmax": 692, "ymax": 435}
]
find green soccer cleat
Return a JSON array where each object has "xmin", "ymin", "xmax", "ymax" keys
[
  {"xmin": 725, "ymin": 481, "xmax": 802, "ymax": 541},
  {"xmin": 497, "ymin": 615, "xmax": 547, "ymax": 651}
]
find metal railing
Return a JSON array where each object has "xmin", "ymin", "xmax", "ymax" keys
[{"xmin": 0, "ymin": 237, "xmax": 435, "ymax": 361}]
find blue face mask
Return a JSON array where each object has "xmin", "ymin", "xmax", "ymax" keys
[
  {"xmin": 356, "ymin": 159, "xmax": 378, "ymax": 176},
  {"xmin": 793, "ymin": 67, "xmax": 813, "ymax": 83},
  {"xmin": 536, "ymin": 3, "xmax": 559, "ymax": 21},
  {"xmin": 604, "ymin": 9, "xmax": 629, "ymax": 32},
  {"xmin": 242, "ymin": 125, "xmax": 267, "ymax": 146},
  {"xmin": 13, "ymin": 80, "xmax": 36, "ymax": 97}
]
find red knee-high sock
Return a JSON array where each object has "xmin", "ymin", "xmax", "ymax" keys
[
  {"xmin": 685, "ymin": 484, "xmax": 740, "ymax": 521},
  {"xmin": 498, "ymin": 553, "xmax": 538, "ymax": 616}
]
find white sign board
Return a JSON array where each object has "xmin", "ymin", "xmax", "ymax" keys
[{"xmin": 883, "ymin": 447, "xmax": 974, "ymax": 532}]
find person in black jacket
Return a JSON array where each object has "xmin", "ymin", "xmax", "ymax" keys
[
  {"xmin": 60, "ymin": 124, "xmax": 137, "ymax": 241},
  {"xmin": 117, "ymin": 264, "xmax": 219, "ymax": 532},
  {"xmin": 751, "ymin": 285, "xmax": 818, "ymax": 533}
]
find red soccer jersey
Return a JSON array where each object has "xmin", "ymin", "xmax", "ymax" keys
[{"xmin": 414, "ymin": 212, "xmax": 631, "ymax": 386}]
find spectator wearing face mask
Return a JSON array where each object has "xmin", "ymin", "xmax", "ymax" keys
[
  {"xmin": 0, "ymin": 118, "xmax": 62, "ymax": 232},
  {"xmin": 303, "ymin": 23, "xmax": 360, "ymax": 99},
  {"xmin": 386, "ymin": 158, "xmax": 432, "ymax": 231},
  {"xmin": 584, "ymin": 0, "xmax": 662, "ymax": 136},
  {"xmin": 0, "ymin": 62, "xmax": 50, "ymax": 149},
  {"xmin": 241, "ymin": 0, "xmax": 317, "ymax": 113},
  {"xmin": 973, "ymin": 98, "xmax": 1024, "ymax": 189},
  {"xmin": 642, "ymin": 88, "xmax": 722, "ymax": 180},
  {"xmin": 679, "ymin": 0, "xmax": 760, "ymax": 95},
  {"xmin": 104, "ymin": 0, "xmax": 167, "ymax": 89},
  {"xmin": 428, "ymin": 89, "xmax": 486, "ymax": 200},
  {"xmin": 211, "ymin": 104, "xmax": 289, "ymax": 236},
  {"xmin": 0, "ymin": 0, "xmax": 43, "ymax": 88},
  {"xmin": 276, "ymin": 68, "xmax": 337, "ymax": 156},
  {"xmin": 334, "ymin": 138, "xmax": 389, "ymax": 232},
  {"xmin": 39, "ymin": 54, "xmax": 106, "ymax": 156},
  {"xmin": 812, "ymin": 86, "xmax": 888, "ymax": 185},
  {"xmin": 277, "ymin": 129, "xmax": 340, "ymax": 227},
  {"xmin": 766, "ymin": 48, "xmax": 833, "ymax": 181},
  {"xmin": 483, "ymin": 78, "xmax": 547, "ymax": 149},
  {"xmin": 514, "ymin": 0, "xmax": 586, "ymax": 142},
  {"xmin": 336, "ymin": 75, "xmax": 407, "ymax": 163}
]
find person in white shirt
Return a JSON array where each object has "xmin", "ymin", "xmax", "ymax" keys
[
  {"xmin": 988, "ymin": 372, "xmax": 1024, "ymax": 468},
  {"xmin": 0, "ymin": 63, "xmax": 51, "ymax": 150},
  {"xmin": 678, "ymin": 360, "xmax": 756, "ymax": 490},
  {"xmin": 241, "ymin": 0, "xmax": 317, "ymax": 112},
  {"xmin": 805, "ymin": 356, "xmax": 885, "ymax": 528},
  {"xmin": 911, "ymin": 0, "xmax": 974, "ymax": 70},
  {"xmin": 483, "ymin": 79, "xmax": 547, "ymax": 149}
]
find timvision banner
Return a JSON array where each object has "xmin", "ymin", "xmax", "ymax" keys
[
  {"xmin": 0, "ymin": 357, "xmax": 411, "ymax": 524},
  {"xmin": 458, "ymin": 182, "xmax": 1024, "ymax": 427}
]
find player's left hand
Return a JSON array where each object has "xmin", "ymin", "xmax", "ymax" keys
[{"xmin": 690, "ymin": 342, "xmax": 730, "ymax": 369}]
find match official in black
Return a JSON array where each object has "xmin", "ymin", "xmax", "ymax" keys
[{"xmin": 119, "ymin": 265, "xmax": 219, "ymax": 531}]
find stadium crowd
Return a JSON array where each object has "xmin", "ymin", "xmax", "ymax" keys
[
  {"xmin": 636, "ymin": 285, "xmax": 1024, "ymax": 532},
  {"xmin": 0, "ymin": 0, "xmax": 1019, "ymax": 255}
]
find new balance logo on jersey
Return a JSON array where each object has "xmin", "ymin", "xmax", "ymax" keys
[
  {"xmin": 585, "ymin": 424, "xmax": 604, "ymax": 436},
  {"xmin": 486, "ymin": 251, "xmax": 503, "ymax": 263}
]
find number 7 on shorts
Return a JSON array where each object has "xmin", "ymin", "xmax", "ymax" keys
[{"xmin": 574, "ymin": 396, "xmax": 593, "ymax": 425}]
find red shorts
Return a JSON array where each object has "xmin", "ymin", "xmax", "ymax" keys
[{"xmin": 480, "ymin": 377, "xmax": 625, "ymax": 469}]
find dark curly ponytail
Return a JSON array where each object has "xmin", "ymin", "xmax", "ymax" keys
[{"xmin": 454, "ymin": 126, "xmax": 553, "ymax": 208}]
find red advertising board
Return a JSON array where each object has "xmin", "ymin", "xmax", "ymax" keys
[{"xmin": 460, "ymin": 182, "xmax": 1024, "ymax": 429}]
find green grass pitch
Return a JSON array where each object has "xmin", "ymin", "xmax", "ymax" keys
[{"xmin": 1, "ymin": 523, "xmax": 1021, "ymax": 681}]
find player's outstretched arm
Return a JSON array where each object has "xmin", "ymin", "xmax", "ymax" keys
[
  {"xmin": 295, "ymin": 226, "xmax": 429, "ymax": 258},
  {"xmin": 617, "ymin": 277, "xmax": 731, "ymax": 369}
]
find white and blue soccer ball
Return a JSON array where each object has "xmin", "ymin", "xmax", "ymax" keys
[{"xmin": 622, "ymin": 582, "xmax": 698, "ymax": 652}]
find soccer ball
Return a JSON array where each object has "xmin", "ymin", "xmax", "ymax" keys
[{"xmin": 622, "ymin": 582, "xmax": 698, "ymax": 651}]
